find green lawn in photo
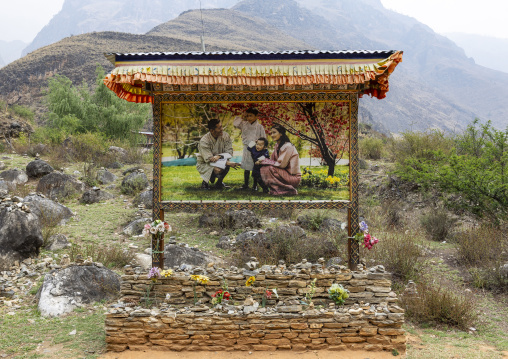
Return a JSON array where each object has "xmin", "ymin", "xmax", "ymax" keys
[{"xmin": 160, "ymin": 165, "xmax": 349, "ymax": 201}]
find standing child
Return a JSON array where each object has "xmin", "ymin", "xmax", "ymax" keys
[
  {"xmin": 233, "ymin": 108, "xmax": 266, "ymax": 190},
  {"xmin": 247, "ymin": 138, "xmax": 270, "ymax": 193}
]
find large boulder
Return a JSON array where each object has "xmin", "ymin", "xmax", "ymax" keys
[
  {"xmin": 123, "ymin": 217, "xmax": 151, "ymax": 236},
  {"xmin": 23, "ymin": 194, "xmax": 73, "ymax": 225},
  {"xmin": 80, "ymin": 188, "xmax": 115, "ymax": 204},
  {"xmin": 164, "ymin": 244, "xmax": 221, "ymax": 269},
  {"xmin": 36, "ymin": 172, "xmax": 85, "ymax": 200},
  {"xmin": 0, "ymin": 180, "xmax": 15, "ymax": 192},
  {"xmin": 0, "ymin": 168, "xmax": 28, "ymax": 185},
  {"xmin": 0, "ymin": 205, "xmax": 43, "ymax": 270},
  {"xmin": 319, "ymin": 218, "xmax": 343, "ymax": 233},
  {"xmin": 133, "ymin": 189, "xmax": 153, "ymax": 209},
  {"xmin": 96, "ymin": 168, "xmax": 117, "ymax": 185},
  {"xmin": 121, "ymin": 171, "xmax": 148, "ymax": 195},
  {"xmin": 46, "ymin": 234, "xmax": 71, "ymax": 251},
  {"xmin": 26, "ymin": 159, "xmax": 54, "ymax": 179},
  {"xmin": 109, "ymin": 146, "xmax": 128, "ymax": 161},
  {"xmin": 37, "ymin": 264, "xmax": 121, "ymax": 317}
]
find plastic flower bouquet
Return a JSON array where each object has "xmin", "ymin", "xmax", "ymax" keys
[
  {"xmin": 354, "ymin": 221, "xmax": 379, "ymax": 250},
  {"xmin": 328, "ymin": 283, "xmax": 349, "ymax": 305},
  {"xmin": 143, "ymin": 219, "xmax": 172, "ymax": 238}
]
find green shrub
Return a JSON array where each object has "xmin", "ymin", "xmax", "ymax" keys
[
  {"xmin": 387, "ymin": 129, "xmax": 454, "ymax": 164},
  {"xmin": 400, "ymin": 280, "xmax": 478, "ymax": 330},
  {"xmin": 9, "ymin": 104, "xmax": 35, "ymax": 122},
  {"xmin": 420, "ymin": 207, "xmax": 456, "ymax": 241},
  {"xmin": 456, "ymin": 225, "xmax": 508, "ymax": 291},
  {"xmin": 393, "ymin": 120, "xmax": 508, "ymax": 221},
  {"xmin": 360, "ymin": 137, "xmax": 384, "ymax": 160},
  {"xmin": 363, "ymin": 231, "xmax": 425, "ymax": 283}
]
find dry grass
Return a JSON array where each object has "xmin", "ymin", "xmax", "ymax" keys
[{"xmin": 400, "ymin": 279, "xmax": 478, "ymax": 330}]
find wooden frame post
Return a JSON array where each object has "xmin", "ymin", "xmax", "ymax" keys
[
  {"xmin": 348, "ymin": 93, "xmax": 360, "ymax": 270},
  {"xmin": 151, "ymin": 94, "xmax": 165, "ymax": 268}
]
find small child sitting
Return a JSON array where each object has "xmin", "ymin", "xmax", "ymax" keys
[{"xmin": 247, "ymin": 137, "xmax": 270, "ymax": 192}]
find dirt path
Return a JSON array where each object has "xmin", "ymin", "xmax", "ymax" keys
[{"xmin": 100, "ymin": 350, "xmax": 400, "ymax": 359}]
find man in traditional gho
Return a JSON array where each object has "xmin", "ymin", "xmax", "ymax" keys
[
  {"xmin": 233, "ymin": 108, "xmax": 267, "ymax": 190},
  {"xmin": 196, "ymin": 119, "xmax": 239, "ymax": 189}
]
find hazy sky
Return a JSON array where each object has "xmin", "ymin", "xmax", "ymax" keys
[
  {"xmin": 380, "ymin": 0, "xmax": 508, "ymax": 38},
  {"xmin": 1, "ymin": 0, "xmax": 508, "ymax": 43}
]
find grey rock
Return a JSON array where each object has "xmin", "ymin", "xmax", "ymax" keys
[
  {"xmin": 133, "ymin": 253, "xmax": 152, "ymax": 270},
  {"xmin": 106, "ymin": 161, "xmax": 123, "ymax": 169},
  {"xmin": 271, "ymin": 225, "xmax": 306, "ymax": 239},
  {"xmin": 133, "ymin": 189, "xmax": 153, "ymax": 209},
  {"xmin": 0, "ymin": 162, "xmax": 5, "ymax": 170},
  {"xmin": 0, "ymin": 168, "xmax": 28, "ymax": 185},
  {"xmin": 224, "ymin": 209, "xmax": 260, "ymax": 229},
  {"xmin": 26, "ymin": 160, "xmax": 54, "ymax": 179},
  {"xmin": 80, "ymin": 188, "xmax": 114, "ymax": 204},
  {"xmin": 326, "ymin": 257, "xmax": 344, "ymax": 267},
  {"xmin": 96, "ymin": 169, "xmax": 117, "ymax": 185},
  {"xmin": 235, "ymin": 231, "xmax": 266, "ymax": 247},
  {"xmin": 216, "ymin": 236, "xmax": 232, "ymax": 249},
  {"xmin": 46, "ymin": 234, "xmax": 70, "ymax": 251},
  {"xmin": 38, "ymin": 264, "xmax": 120, "ymax": 317},
  {"xmin": 123, "ymin": 217, "xmax": 151, "ymax": 236},
  {"xmin": 164, "ymin": 244, "xmax": 221, "ymax": 268},
  {"xmin": 122, "ymin": 167, "xmax": 142, "ymax": 176},
  {"xmin": 121, "ymin": 172, "xmax": 148, "ymax": 194},
  {"xmin": 23, "ymin": 195, "xmax": 73, "ymax": 225},
  {"xmin": 0, "ymin": 207, "xmax": 43, "ymax": 270},
  {"xmin": 0, "ymin": 180, "xmax": 15, "ymax": 193},
  {"xmin": 319, "ymin": 218, "xmax": 342, "ymax": 233},
  {"xmin": 109, "ymin": 146, "xmax": 128, "ymax": 160},
  {"xmin": 36, "ymin": 172, "xmax": 85, "ymax": 200}
]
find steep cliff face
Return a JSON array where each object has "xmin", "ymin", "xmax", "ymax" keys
[
  {"xmin": 21, "ymin": 0, "xmax": 241, "ymax": 56},
  {"xmin": 146, "ymin": 8, "xmax": 308, "ymax": 51}
]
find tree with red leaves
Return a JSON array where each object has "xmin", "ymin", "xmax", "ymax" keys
[{"xmin": 212, "ymin": 102, "xmax": 349, "ymax": 176}]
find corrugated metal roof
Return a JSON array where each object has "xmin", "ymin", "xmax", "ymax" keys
[{"xmin": 105, "ymin": 50, "xmax": 398, "ymax": 65}]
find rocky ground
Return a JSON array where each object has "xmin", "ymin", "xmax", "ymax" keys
[{"xmin": 0, "ymin": 152, "xmax": 507, "ymax": 358}]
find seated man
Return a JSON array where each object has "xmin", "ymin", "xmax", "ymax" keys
[{"xmin": 196, "ymin": 119, "xmax": 239, "ymax": 189}]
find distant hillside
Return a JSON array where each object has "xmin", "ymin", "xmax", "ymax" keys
[
  {"xmin": 22, "ymin": 0, "xmax": 241, "ymax": 56},
  {"xmin": 146, "ymin": 8, "xmax": 308, "ymax": 51},
  {"xmin": 288, "ymin": 0, "xmax": 508, "ymax": 131},
  {"xmin": 0, "ymin": 40, "xmax": 28, "ymax": 67},
  {"xmin": 232, "ymin": 0, "xmax": 382, "ymax": 50},
  {"xmin": 0, "ymin": 32, "xmax": 226, "ymax": 114},
  {"xmin": 445, "ymin": 33, "xmax": 508, "ymax": 74},
  {"xmin": 3, "ymin": 0, "xmax": 508, "ymax": 134},
  {"xmin": 0, "ymin": 9, "xmax": 308, "ymax": 116}
]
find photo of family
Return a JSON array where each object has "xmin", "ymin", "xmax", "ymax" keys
[{"xmin": 160, "ymin": 102, "xmax": 350, "ymax": 202}]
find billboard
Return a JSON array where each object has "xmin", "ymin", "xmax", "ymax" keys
[{"xmin": 160, "ymin": 102, "xmax": 350, "ymax": 203}]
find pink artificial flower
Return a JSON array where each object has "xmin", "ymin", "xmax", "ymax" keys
[
  {"xmin": 164, "ymin": 222, "xmax": 172, "ymax": 232},
  {"xmin": 144, "ymin": 224, "xmax": 151, "ymax": 230}
]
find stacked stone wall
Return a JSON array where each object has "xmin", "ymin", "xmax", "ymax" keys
[
  {"xmin": 107, "ymin": 265, "xmax": 406, "ymax": 353},
  {"xmin": 120, "ymin": 266, "xmax": 396, "ymax": 307},
  {"xmin": 106, "ymin": 306, "xmax": 406, "ymax": 352}
]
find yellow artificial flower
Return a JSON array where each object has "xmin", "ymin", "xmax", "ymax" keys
[
  {"xmin": 191, "ymin": 274, "xmax": 209, "ymax": 285},
  {"xmin": 198, "ymin": 275, "xmax": 209, "ymax": 285},
  {"xmin": 245, "ymin": 276, "xmax": 256, "ymax": 287},
  {"xmin": 160, "ymin": 269, "xmax": 173, "ymax": 278}
]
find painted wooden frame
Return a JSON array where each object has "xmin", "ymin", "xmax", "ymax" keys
[{"xmin": 150, "ymin": 90, "xmax": 360, "ymax": 270}]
